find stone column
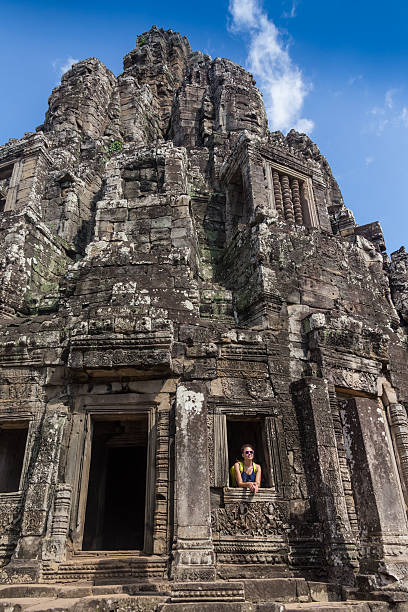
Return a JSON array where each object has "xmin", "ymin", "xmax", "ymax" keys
[
  {"xmin": 281, "ymin": 174, "xmax": 295, "ymax": 223},
  {"xmin": 388, "ymin": 403, "xmax": 408, "ymax": 498},
  {"xmin": 42, "ymin": 483, "xmax": 72, "ymax": 563},
  {"xmin": 291, "ymin": 178, "xmax": 303, "ymax": 225},
  {"xmin": 172, "ymin": 382, "xmax": 216, "ymax": 581},
  {"xmin": 272, "ymin": 170, "xmax": 284, "ymax": 219},
  {"xmin": 341, "ymin": 397, "xmax": 408, "ymax": 581},
  {"xmin": 292, "ymin": 377, "xmax": 357, "ymax": 583}
]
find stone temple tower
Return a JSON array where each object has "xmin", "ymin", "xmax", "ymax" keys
[{"xmin": 2, "ymin": 26, "xmax": 408, "ymax": 610}]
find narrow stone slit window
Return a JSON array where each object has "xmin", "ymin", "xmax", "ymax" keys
[
  {"xmin": 82, "ymin": 415, "xmax": 148, "ymax": 551},
  {"xmin": 226, "ymin": 417, "xmax": 270, "ymax": 487},
  {"xmin": 0, "ymin": 165, "xmax": 13, "ymax": 213},
  {"xmin": 0, "ymin": 422, "xmax": 29, "ymax": 492},
  {"xmin": 226, "ymin": 168, "xmax": 250, "ymax": 241}
]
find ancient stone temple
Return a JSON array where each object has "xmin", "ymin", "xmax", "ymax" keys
[{"xmin": 2, "ymin": 25, "xmax": 408, "ymax": 611}]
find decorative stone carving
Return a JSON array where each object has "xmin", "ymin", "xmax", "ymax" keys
[
  {"xmin": 42, "ymin": 484, "xmax": 72, "ymax": 562},
  {"xmin": 387, "ymin": 403, "xmax": 408, "ymax": 500},
  {"xmin": 291, "ymin": 177, "xmax": 303, "ymax": 225},
  {"xmin": 272, "ymin": 169, "xmax": 284, "ymax": 219},
  {"xmin": 281, "ymin": 174, "xmax": 295, "ymax": 223},
  {"xmin": 212, "ymin": 501, "xmax": 288, "ymax": 537}
]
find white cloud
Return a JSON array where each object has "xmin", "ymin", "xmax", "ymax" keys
[
  {"xmin": 348, "ymin": 74, "xmax": 363, "ymax": 86},
  {"xmin": 283, "ymin": 0, "xmax": 299, "ymax": 18},
  {"xmin": 385, "ymin": 88, "xmax": 398, "ymax": 109},
  {"xmin": 228, "ymin": 0, "xmax": 313, "ymax": 134},
  {"xmin": 365, "ymin": 156, "xmax": 374, "ymax": 166},
  {"xmin": 52, "ymin": 56, "xmax": 79, "ymax": 82},
  {"xmin": 368, "ymin": 90, "xmax": 408, "ymax": 134},
  {"xmin": 60, "ymin": 56, "xmax": 79, "ymax": 76}
]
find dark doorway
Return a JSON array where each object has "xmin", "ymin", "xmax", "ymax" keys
[
  {"xmin": 227, "ymin": 418, "xmax": 268, "ymax": 487},
  {"xmin": 82, "ymin": 416, "xmax": 148, "ymax": 551},
  {"xmin": 0, "ymin": 423, "xmax": 28, "ymax": 492}
]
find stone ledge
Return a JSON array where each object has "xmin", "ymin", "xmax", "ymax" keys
[
  {"xmin": 223, "ymin": 488, "xmax": 280, "ymax": 504},
  {"xmin": 170, "ymin": 580, "xmax": 244, "ymax": 602}
]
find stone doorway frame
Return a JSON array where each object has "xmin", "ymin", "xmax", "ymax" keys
[{"xmin": 67, "ymin": 398, "xmax": 158, "ymax": 556}]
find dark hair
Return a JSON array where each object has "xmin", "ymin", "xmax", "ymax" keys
[
  {"xmin": 235, "ymin": 443, "xmax": 255, "ymax": 463},
  {"xmin": 240, "ymin": 443, "xmax": 254, "ymax": 454}
]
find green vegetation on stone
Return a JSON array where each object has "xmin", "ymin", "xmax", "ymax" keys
[{"xmin": 108, "ymin": 140, "xmax": 123, "ymax": 154}]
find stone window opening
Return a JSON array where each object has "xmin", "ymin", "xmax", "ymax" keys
[
  {"xmin": 0, "ymin": 421, "xmax": 29, "ymax": 493},
  {"xmin": 0, "ymin": 164, "xmax": 13, "ymax": 213},
  {"xmin": 213, "ymin": 413, "xmax": 287, "ymax": 494},
  {"xmin": 265, "ymin": 161, "xmax": 318, "ymax": 228},
  {"xmin": 227, "ymin": 418, "xmax": 269, "ymax": 488},
  {"xmin": 225, "ymin": 168, "xmax": 251, "ymax": 242},
  {"xmin": 82, "ymin": 415, "xmax": 148, "ymax": 552}
]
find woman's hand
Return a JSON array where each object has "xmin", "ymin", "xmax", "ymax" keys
[{"xmin": 249, "ymin": 482, "xmax": 259, "ymax": 494}]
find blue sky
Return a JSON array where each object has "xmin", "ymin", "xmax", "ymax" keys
[{"xmin": 1, "ymin": 0, "xmax": 407, "ymax": 254}]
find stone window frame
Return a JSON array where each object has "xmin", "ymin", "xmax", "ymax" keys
[
  {"xmin": 224, "ymin": 165, "xmax": 252, "ymax": 242},
  {"xmin": 0, "ymin": 158, "xmax": 23, "ymax": 212},
  {"xmin": 212, "ymin": 409, "xmax": 289, "ymax": 498},
  {"xmin": 265, "ymin": 160, "xmax": 319, "ymax": 228},
  {"xmin": 67, "ymin": 400, "xmax": 159, "ymax": 556},
  {"xmin": 0, "ymin": 416, "xmax": 34, "ymax": 496}
]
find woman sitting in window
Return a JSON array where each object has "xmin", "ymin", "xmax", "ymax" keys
[{"xmin": 230, "ymin": 443, "xmax": 261, "ymax": 494}]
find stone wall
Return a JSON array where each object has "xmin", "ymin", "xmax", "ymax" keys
[{"xmin": 0, "ymin": 25, "xmax": 408, "ymax": 596}]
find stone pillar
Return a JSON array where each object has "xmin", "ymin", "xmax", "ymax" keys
[
  {"xmin": 172, "ymin": 382, "xmax": 216, "ymax": 581},
  {"xmin": 341, "ymin": 397, "xmax": 408, "ymax": 581},
  {"xmin": 272, "ymin": 170, "xmax": 284, "ymax": 219},
  {"xmin": 388, "ymin": 403, "xmax": 408, "ymax": 498},
  {"xmin": 291, "ymin": 178, "xmax": 303, "ymax": 225},
  {"xmin": 292, "ymin": 377, "xmax": 357, "ymax": 583},
  {"xmin": 42, "ymin": 483, "xmax": 72, "ymax": 563},
  {"xmin": 281, "ymin": 174, "xmax": 295, "ymax": 223}
]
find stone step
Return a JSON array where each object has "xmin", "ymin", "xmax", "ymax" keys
[
  {"xmin": 0, "ymin": 593, "xmax": 168, "ymax": 611},
  {"xmin": 0, "ymin": 581, "xmax": 169, "ymax": 598},
  {"xmin": 283, "ymin": 603, "xmax": 371, "ymax": 611},
  {"xmin": 42, "ymin": 556, "xmax": 167, "ymax": 583},
  {"xmin": 242, "ymin": 578, "xmax": 310, "ymax": 603},
  {"xmin": 0, "ymin": 594, "xmax": 397, "ymax": 612}
]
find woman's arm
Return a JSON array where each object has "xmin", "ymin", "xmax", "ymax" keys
[
  {"xmin": 252, "ymin": 465, "xmax": 261, "ymax": 493},
  {"xmin": 234, "ymin": 462, "xmax": 253, "ymax": 489},
  {"xmin": 255, "ymin": 464, "xmax": 261, "ymax": 487}
]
